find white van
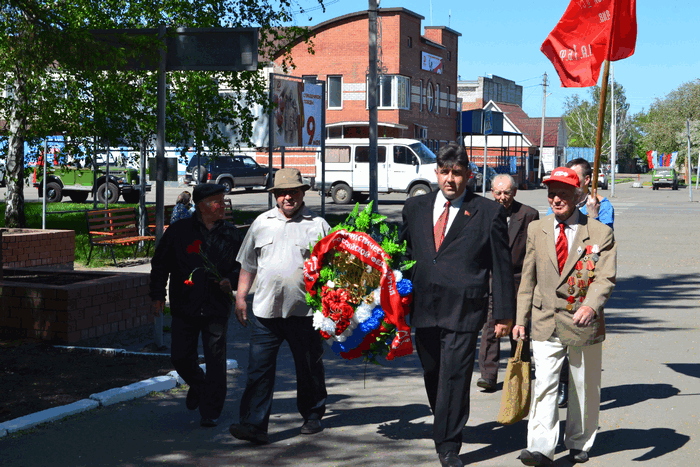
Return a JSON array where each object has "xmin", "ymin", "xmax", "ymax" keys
[{"xmin": 314, "ymin": 138, "xmax": 439, "ymax": 204}]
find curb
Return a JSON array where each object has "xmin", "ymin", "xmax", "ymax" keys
[{"xmin": 0, "ymin": 349, "xmax": 238, "ymax": 438}]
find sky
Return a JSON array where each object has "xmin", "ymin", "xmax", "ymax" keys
[{"xmin": 287, "ymin": 0, "xmax": 699, "ymax": 119}]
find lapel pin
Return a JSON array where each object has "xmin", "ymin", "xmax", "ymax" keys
[
  {"xmin": 577, "ymin": 246, "xmax": 583, "ymax": 255},
  {"xmin": 464, "ymin": 210, "xmax": 470, "ymax": 216}
]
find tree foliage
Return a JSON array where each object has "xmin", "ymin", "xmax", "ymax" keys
[
  {"xmin": 637, "ymin": 79, "xmax": 700, "ymax": 167},
  {"xmin": 562, "ymin": 80, "xmax": 639, "ymax": 163},
  {"xmin": 0, "ymin": 0, "xmax": 322, "ymax": 227}
]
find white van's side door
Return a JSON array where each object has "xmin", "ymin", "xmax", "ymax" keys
[
  {"xmin": 388, "ymin": 145, "xmax": 421, "ymax": 191},
  {"xmin": 352, "ymin": 145, "xmax": 388, "ymax": 192}
]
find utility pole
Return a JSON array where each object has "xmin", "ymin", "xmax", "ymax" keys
[
  {"xmin": 687, "ymin": 119, "xmax": 693, "ymax": 202},
  {"xmin": 537, "ymin": 72, "xmax": 548, "ymax": 182},
  {"xmin": 368, "ymin": 0, "xmax": 379, "ymax": 210},
  {"xmin": 610, "ymin": 64, "xmax": 616, "ymax": 197}
]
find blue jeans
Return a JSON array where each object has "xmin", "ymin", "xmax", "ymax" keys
[{"xmin": 239, "ymin": 315, "xmax": 327, "ymax": 432}]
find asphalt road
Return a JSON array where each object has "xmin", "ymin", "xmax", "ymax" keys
[{"xmin": 2, "ymin": 176, "xmax": 700, "ymax": 466}]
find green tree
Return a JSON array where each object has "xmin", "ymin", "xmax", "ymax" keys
[
  {"xmin": 1, "ymin": 0, "xmax": 320, "ymax": 227},
  {"xmin": 563, "ymin": 81, "xmax": 639, "ymax": 164},
  {"xmin": 638, "ymin": 79, "xmax": 700, "ymax": 168}
]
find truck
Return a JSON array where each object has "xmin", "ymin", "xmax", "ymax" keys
[
  {"xmin": 32, "ymin": 154, "xmax": 150, "ymax": 203},
  {"xmin": 314, "ymin": 138, "xmax": 439, "ymax": 204}
]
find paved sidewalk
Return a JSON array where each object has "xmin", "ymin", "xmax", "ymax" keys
[{"xmin": 2, "ymin": 183, "xmax": 700, "ymax": 466}]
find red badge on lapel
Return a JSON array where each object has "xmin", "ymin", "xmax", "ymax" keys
[{"xmin": 464, "ymin": 210, "xmax": 470, "ymax": 216}]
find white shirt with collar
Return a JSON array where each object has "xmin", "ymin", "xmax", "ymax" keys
[
  {"xmin": 553, "ymin": 210, "xmax": 581, "ymax": 254},
  {"xmin": 433, "ymin": 189, "xmax": 467, "ymax": 234}
]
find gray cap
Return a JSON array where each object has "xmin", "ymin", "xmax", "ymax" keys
[{"xmin": 193, "ymin": 184, "xmax": 226, "ymax": 204}]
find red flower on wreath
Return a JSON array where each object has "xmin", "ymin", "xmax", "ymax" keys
[{"xmin": 320, "ymin": 287, "xmax": 356, "ymax": 335}]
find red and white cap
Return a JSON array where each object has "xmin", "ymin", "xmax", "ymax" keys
[{"xmin": 543, "ymin": 167, "xmax": 580, "ymax": 188}]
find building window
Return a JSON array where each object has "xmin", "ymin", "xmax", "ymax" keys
[
  {"xmin": 407, "ymin": 36, "xmax": 413, "ymax": 48},
  {"xmin": 302, "ymin": 75, "xmax": 317, "ymax": 83},
  {"xmin": 436, "ymin": 84, "xmax": 441, "ymax": 114},
  {"xmin": 327, "ymin": 75, "xmax": 342, "ymax": 109},
  {"xmin": 367, "ymin": 75, "xmax": 411, "ymax": 110},
  {"xmin": 447, "ymin": 51, "xmax": 451, "ymax": 61},
  {"xmin": 446, "ymin": 86, "xmax": 450, "ymax": 116},
  {"xmin": 426, "ymin": 81, "xmax": 435, "ymax": 112},
  {"xmin": 419, "ymin": 79, "xmax": 424, "ymax": 112}
]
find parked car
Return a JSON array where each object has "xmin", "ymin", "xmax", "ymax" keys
[
  {"xmin": 185, "ymin": 154, "xmax": 275, "ymax": 193},
  {"xmin": 598, "ymin": 168, "xmax": 609, "ymax": 190},
  {"xmin": 473, "ymin": 165, "xmax": 498, "ymax": 191},
  {"xmin": 652, "ymin": 167, "xmax": 678, "ymax": 190}
]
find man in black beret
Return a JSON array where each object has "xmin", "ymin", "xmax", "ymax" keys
[{"xmin": 150, "ymin": 184, "xmax": 244, "ymax": 427}]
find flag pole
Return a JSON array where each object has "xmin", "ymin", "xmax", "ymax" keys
[{"xmin": 592, "ymin": 59, "xmax": 611, "ymax": 196}]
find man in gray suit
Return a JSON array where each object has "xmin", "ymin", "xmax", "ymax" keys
[{"xmin": 513, "ymin": 167, "xmax": 616, "ymax": 466}]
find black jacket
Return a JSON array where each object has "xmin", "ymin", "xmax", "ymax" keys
[
  {"xmin": 400, "ymin": 190, "xmax": 515, "ymax": 332},
  {"xmin": 149, "ymin": 214, "xmax": 243, "ymax": 318}
]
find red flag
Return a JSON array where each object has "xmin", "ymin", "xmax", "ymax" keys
[{"xmin": 541, "ymin": 0, "xmax": 637, "ymax": 87}]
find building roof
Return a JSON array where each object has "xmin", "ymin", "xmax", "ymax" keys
[{"xmin": 488, "ymin": 102, "xmax": 564, "ymax": 147}]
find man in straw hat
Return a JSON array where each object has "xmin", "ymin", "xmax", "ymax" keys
[
  {"xmin": 513, "ymin": 167, "xmax": 616, "ymax": 466},
  {"xmin": 229, "ymin": 168, "xmax": 329, "ymax": 445}
]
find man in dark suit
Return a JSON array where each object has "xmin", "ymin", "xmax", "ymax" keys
[
  {"xmin": 401, "ymin": 143, "xmax": 515, "ymax": 467},
  {"xmin": 477, "ymin": 174, "xmax": 540, "ymax": 391}
]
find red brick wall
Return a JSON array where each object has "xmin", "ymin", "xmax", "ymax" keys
[
  {"xmin": 0, "ymin": 270, "xmax": 151, "ymax": 343},
  {"xmin": 1, "ymin": 229, "xmax": 75, "ymax": 269},
  {"xmin": 275, "ymin": 9, "xmax": 460, "ymax": 143}
]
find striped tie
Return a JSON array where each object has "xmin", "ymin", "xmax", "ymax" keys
[
  {"xmin": 556, "ymin": 222, "xmax": 568, "ymax": 273},
  {"xmin": 434, "ymin": 200, "xmax": 450, "ymax": 251}
]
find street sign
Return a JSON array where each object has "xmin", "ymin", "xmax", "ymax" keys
[{"xmin": 483, "ymin": 110, "xmax": 493, "ymax": 135}]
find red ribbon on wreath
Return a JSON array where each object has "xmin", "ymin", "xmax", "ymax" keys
[{"xmin": 304, "ymin": 230, "xmax": 413, "ymax": 359}]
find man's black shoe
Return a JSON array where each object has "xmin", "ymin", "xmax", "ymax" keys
[
  {"xmin": 185, "ymin": 385, "xmax": 200, "ymax": 411},
  {"xmin": 519, "ymin": 449, "xmax": 553, "ymax": 466},
  {"xmin": 300, "ymin": 419, "xmax": 323, "ymax": 434},
  {"xmin": 438, "ymin": 451, "xmax": 464, "ymax": 467},
  {"xmin": 569, "ymin": 449, "xmax": 589, "ymax": 463},
  {"xmin": 229, "ymin": 423, "xmax": 270, "ymax": 445},
  {"xmin": 558, "ymin": 382, "xmax": 569, "ymax": 408},
  {"xmin": 476, "ymin": 377, "xmax": 497, "ymax": 392},
  {"xmin": 200, "ymin": 417, "xmax": 218, "ymax": 427}
]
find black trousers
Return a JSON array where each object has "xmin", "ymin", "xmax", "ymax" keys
[
  {"xmin": 239, "ymin": 315, "xmax": 327, "ymax": 432},
  {"xmin": 478, "ymin": 303, "xmax": 528, "ymax": 383},
  {"xmin": 415, "ymin": 326, "xmax": 479, "ymax": 455},
  {"xmin": 171, "ymin": 314, "xmax": 229, "ymax": 420}
]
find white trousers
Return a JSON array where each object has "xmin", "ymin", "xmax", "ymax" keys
[{"xmin": 527, "ymin": 336, "xmax": 602, "ymax": 460}]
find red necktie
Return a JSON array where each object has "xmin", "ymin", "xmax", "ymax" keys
[
  {"xmin": 556, "ymin": 222, "xmax": 568, "ymax": 273},
  {"xmin": 434, "ymin": 200, "xmax": 450, "ymax": 250}
]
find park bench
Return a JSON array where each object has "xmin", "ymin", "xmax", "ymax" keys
[
  {"xmin": 85, "ymin": 207, "xmax": 155, "ymax": 265},
  {"xmin": 144, "ymin": 204, "xmax": 175, "ymax": 235}
]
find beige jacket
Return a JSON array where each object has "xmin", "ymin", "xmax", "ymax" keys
[{"xmin": 516, "ymin": 211, "xmax": 616, "ymax": 346}]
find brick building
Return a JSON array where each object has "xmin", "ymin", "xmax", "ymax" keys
[{"xmin": 272, "ymin": 8, "xmax": 461, "ymax": 152}]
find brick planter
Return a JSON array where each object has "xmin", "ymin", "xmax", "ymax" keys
[
  {"xmin": 0, "ymin": 268, "xmax": 152, "ymax": 343},
  {"xmin": 1, "ymin": 228, "xmax": 75, "ymax": 270}
]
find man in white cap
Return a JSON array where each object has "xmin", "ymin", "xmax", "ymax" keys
[
  {"xmin": 229, "ymin": 168, "xmax": 329, "ymax": 445},
  {"xmin": 513, "ymin": 167, "xmax": 617, "ymax": 466}
]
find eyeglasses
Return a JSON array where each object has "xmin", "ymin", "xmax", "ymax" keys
[{"xmin": 492, "ymin": 190, "xmax": 513, "ymax": 196}]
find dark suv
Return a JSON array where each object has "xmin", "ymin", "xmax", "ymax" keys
[{"xmin": 185, "ymin": 155, "xmax": 274, "ymax": 193}]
